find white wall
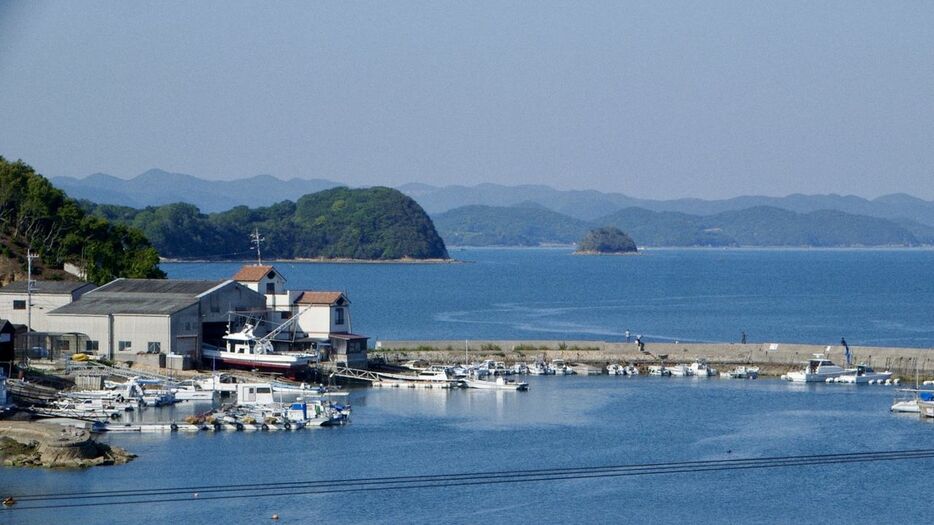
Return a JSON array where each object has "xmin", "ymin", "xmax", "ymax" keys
[
  {"xmin": 0, "ymin": 293, "xmax": 76, "ymax": 332},
  {"xmin": 111, "ymin": 315, "xmax": 172, "ymax": 358},
  {"xmin": 43, "ymin": 314, "xmax": 111, "ymax": 354}
]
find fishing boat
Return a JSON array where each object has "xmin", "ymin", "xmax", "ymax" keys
[
  {"xmin": 528, "ymin": 362, "xmax": 555, "ymax": 375},
  {"xmin": 648, "ymin": 365, "xmax": 671, "ymax": 377},
  {"xmin": 668, "ymin": 364, "xmax": 695, "ymax": 377},
  {"xmin": 551, "ymin": 359, "xmax": 575, "ymax": 375},
  {"xmin": 890, "ymin": 389, "xmax": 931, "ymax": 413},
  {"xmin": 726, "ymin": 366, "xmax": 759, "ymax": 379},
  {"xmin": 836, "ymin": 364, "xmax": 893, "ymax": 384},
  {"xmin": 607, "ymin": 363, "xmax": 626, "ymax": 375},
  {"xmin": 462, "ymin": 376, "xmax": 529, "ymax": 391},
  {"xmin": 201, "ymin": 323, "xmax": 315, "ymax": 372},
  {"xmin": 782, "ymin": 354, "xmax": 846, "ymax": 383},
  {"xmin": 690, "ymin": 359, "xmax": 718, "ymax": 377}
]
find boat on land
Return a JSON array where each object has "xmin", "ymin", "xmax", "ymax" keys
[
  {"xmin": 782, "ymin": 354, "xmax": 846, "ymax": 383},
  {"xmin": 462, "ymin": 377, "xmax": 529, "ymax": 391},
  {"xmin": 202, "ymin": 323, "xmax": 315, "ymax": 372},
  {"xmin": 836, "ymin": 364, "xmax": 893, "ymax": 384}
]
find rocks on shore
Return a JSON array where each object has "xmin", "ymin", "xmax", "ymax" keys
[{"xmin": 0, "ymin": 422, "xmax": 135, "ymax": 468}]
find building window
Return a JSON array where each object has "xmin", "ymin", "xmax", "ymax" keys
[
  {"xmin": 281, "ymin": 311, "xmax": 291, "ymax": 320},
  {"xmin": 85, "ymin": 340, "xmax": 99, "ymax": 352},
  {"xmin": 118, "ymin": 341, "xmax": 132, "ymax": 352},
  {"xmin": 266, "ymin": 282, "xmax": 276, "ymax": 294},
  {"xmin": 13, "ymin": 300, "xmax": 25, "ymax": 310},
  {"xmin": 335, "ymin": 307, "xmax": 345, "ymax": 325},
  {"xmin": 147, "ymin": 342, "xmax": 161, "ymax": 354}
]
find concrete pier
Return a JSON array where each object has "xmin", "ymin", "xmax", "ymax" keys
[{"xmin": 373, "ymin": 340, "xmax": 934, "ymax": 378}]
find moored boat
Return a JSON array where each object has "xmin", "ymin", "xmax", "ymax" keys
[
  {"xmin": 463, "ymin": 377, "xmax": 529, "ymax": 391},
  {"xmin": 782, "ymin": 354, "xmax": 846, "ymax": 383},
  {"xmin": 836, "ymin": 364, "xmax": 893, "ymax": 384}
]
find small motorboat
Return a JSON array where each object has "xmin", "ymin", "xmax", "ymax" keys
[
  {"xmin": 726, "ymin": 366, "xmax": 759, "ymax": 379},
  {"xmin": 648, "ymin": 366, "xmax": 671, "ymax": 377},
  {"xmin": 782, "ymin": 354, "xmax": 845, "ymax": 383},
  {"xmin": 690, "ymin": 359, "xmax": 718, "ymax": 377},
  {"xmin": 463, "ymin": 377, "xmax": 529, "ymax": 391},
  {"xmin": 836, "ymin": 364, "xmax": 893, "ymax": 384}
]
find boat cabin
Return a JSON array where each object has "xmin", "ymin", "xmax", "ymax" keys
[{"xmin": 236, "ymin": 383, "xmax": 276, "ymax": 405}]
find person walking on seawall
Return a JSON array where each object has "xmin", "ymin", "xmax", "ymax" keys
[
  {"xmin": 741, "ymin": 331, "xmax": 747, "ymax": 344},
  {"xmin": 841, "ymin": 337, "xmax": 851, "ymax": 367},
  {"xmin": 624, "ymin": 329, "xmax": 631, "ymax": 343},
  {"xmin": 636, "ymin": 335, "xmax": 645, "ymax": 353}
]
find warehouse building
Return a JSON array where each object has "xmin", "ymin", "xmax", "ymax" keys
[{"xmin": 46, "ymin": 278, "xmax": 265, "ymax": 363}]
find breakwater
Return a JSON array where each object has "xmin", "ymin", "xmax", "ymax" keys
[{"xmin": 373, "ymin": 340, "xmax": 934, "ymax": 378}]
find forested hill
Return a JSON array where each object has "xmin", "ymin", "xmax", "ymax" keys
[
  {"xmin": 84, "ymin": 187, "xmax": 450, "ymax": 260},
  {"xmin": 0, "ymin": 157, "xmax": 165, "ymax": 285}
]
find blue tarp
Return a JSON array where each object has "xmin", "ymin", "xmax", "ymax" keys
[{"xmin": 919, "ymin": 392, "xmax": 934, "ymax": 402}]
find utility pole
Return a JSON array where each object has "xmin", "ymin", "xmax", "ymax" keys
[
  {"xmin": 250, "ymin": 228, "xmax": 264, "ymax": 265},
  {"xmin": 26, "ymin": 250, "xmax": 38, "ymax": 360}
]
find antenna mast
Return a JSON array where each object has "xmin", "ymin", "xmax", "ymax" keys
[
  {"xmin": 250, "ymin": 228, "xmax": 265, "ymax": 265},
  {"xmin": 26, "ymin": 250, "xmax": 38, "ymax": 359}
]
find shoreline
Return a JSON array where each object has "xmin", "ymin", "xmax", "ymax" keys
[{"xmin": 160, "ymin": 257, "xmax": 463, "ymax": 265}]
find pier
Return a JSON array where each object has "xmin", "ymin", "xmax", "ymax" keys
[{"xmin": 372, "ymin": 340, "xmax": 934, "ymax": 378}]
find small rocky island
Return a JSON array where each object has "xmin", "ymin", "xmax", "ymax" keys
[{"xmin": 575, "ymin": 226, "xmax": 638, "ymax": 255}]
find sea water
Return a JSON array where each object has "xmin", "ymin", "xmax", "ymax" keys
[
  {"xmin": 164, "ymin": 247, "xmax": 934, "ymax": 347},
  {"xmin": 2, "ymin": 248, "xmax": 932, "ymax": 524},
  {"xmin": 1, "ymin": 377, "xmax": 930, "ymax": 524}
]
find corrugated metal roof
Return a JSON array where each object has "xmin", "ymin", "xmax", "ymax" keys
[
  {"xmin": 50, "ymin": 294, "xmax": 198, "ymax": 316},
  {"xmin": 95, "ymin": 279, "xmax": 223, "ymax": 295},
  {"xmin": 0, "ymin": 280, "xmax": 95, "ymax": 295}
]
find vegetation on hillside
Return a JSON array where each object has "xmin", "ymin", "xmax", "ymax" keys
[
  {"xmin": 576, "ymin": 227, "xmax": 638, "ymax": 254},
  {"xmin": 0, "ymin": 157, "xmax": 165, "ymax": 285},
  {"xmin": 85, "ymin": 187, "xmax": 449, "ymax": 260},
  {"xmin": 432, "ymin": 204, "xmax": 593, "ymax": 246}
]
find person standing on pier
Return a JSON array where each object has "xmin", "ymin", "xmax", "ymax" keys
[
  {"xmin": 741, "ymin": 331, "xmax": 747, "ymax": 344},
  {"xmin": 841, "ymin": 337, "xmax": 851, "ymax": 367},
  {"xmin": 624, "ymin": 329, "xmax": 631, "ymax": 343}
]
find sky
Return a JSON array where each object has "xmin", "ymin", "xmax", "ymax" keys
[{"xmin": 0, "ymin": 1, "xmax": 932, "ymax": 200}]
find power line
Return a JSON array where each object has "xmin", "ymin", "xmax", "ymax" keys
[{"xmin": 5, "ymin": 449, "xmax": 933, "ymax": 511}]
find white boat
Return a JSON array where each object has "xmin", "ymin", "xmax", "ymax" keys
[
  {"xmin": 648, "ymin": 365, "xmax": 671, "ymax": 377},
  {"xmin": 607, "ymin": 363, "xmax": 626, "ymax": 376},
  {"xmin": 624, "ymin": 364, "xmax": 640, "ymax": 376},
  {"xmin": 512, "ymin": 362, "xmax": 529, "ymax": 375},
  {"xmin": 690, "ymin": 360, "xmax": 718, "ymax": 377},
  {"xmin": 463, "ymin": 377, "xmax": 529, "ymax": 391},
  {"xmin": 551, "ymin": 359, "xmax": 575, "ymax": 375},
  {"xmin": 726, "ymin": 366, "xmax": 759, "ymax": 379},
  {"xmin": 836, "ymin": 364, "xmax": 893, "ymax": 384},
  {"xmin": 668, "ymin": 364, "xmax": 695, "ymax": 377},
  {"xmin": 416, "ymin": 366, "xmax": 453, "ymax": 382},
  {"xmin": 528, "ymin": 362, "xmax": 554, "ymax": 375},
  {"xmin": 782, "ymin": 354, "xmax": 846, "ymax": 383},
  {"xmin": 171, "ymin": 381, "xmax": 219, "ymax": 401},
  {"xmin": 890, "ymin": 389, "xmax": 925, "ymax": 414},
  {"xmin": 194, "ymin": 373, "xmax": 239, "ymax": 393},
  {"xmin": 201, "ymin": 323, "xmax": 315, "ymax": 372},
  {"xmin": 920, "ymin": 392, "xmax": 934, "ymax": 418}
]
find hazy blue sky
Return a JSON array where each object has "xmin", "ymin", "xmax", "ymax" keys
[{"xmin": 1, "ymin": 1, "xmax": 932, "ymax": 199}]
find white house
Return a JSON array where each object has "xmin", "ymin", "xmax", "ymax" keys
[{"xmin": 233, "ymin": 264, "xmax": 368, "ymax": 368}]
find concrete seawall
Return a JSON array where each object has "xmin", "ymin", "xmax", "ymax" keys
[{"xmin": 373, "ymin": 340, "xmax": 934, "ymax": 378}]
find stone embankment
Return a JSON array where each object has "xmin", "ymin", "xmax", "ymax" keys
[
  {"xmin": 373, "ymin": 340, "xmax": 934, "ymax": 378},
  {"xmin": 0, "ymin": 421, "xmax": 134, "ymax": 468}
]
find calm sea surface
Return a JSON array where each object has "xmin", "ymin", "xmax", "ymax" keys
[
  {"xmin": 1, "ymin": 378, "xmax": 931, "ymax": 524},
  {"xmin": 168, "ymin": 247, "xmax": 934, "ymax": 347},
  {"xmin": 2, "ymin": 248, "xmax": 933, "ymax": 524}
]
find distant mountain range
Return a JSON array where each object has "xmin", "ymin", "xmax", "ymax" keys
[
  {"xmin": 54, "ymin": 169, "xmax": 934, "ymax": 247},
  {"xmin": 53, "ymin": 169, "xmax": 341, "ymax": 213},
  {"xmin": 434, "ymin": 204, "xmax": 934, "ymax": 247}
]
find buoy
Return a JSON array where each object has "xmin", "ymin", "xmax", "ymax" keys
[
  {"xmin": 193, "ymin": 493, "xmax": 199, "ymax": 498},
  {"xmin": 272, "ymin": 514, "xmax": 279, "ymax": 520}
]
